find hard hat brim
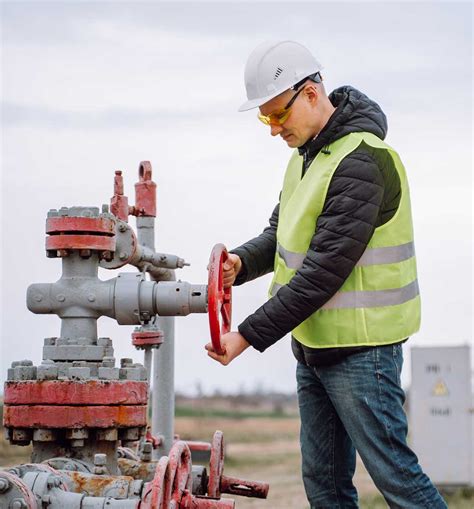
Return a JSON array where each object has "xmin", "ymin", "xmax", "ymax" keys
[{"xmin": 238, "ymin": 89, "xmax": 285, "ymax": 112}]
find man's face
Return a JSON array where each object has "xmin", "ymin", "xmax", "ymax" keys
[{"xmin": 259, "ymin": 85, "xmax": 317, "ymax": 148}]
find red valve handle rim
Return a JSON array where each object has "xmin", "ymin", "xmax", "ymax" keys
[
  {"xmin": 150, "ymin": 456, "xmax": 169, "ymax": 509},
  {"xmin": 208, "ymin": 430, "xmax": 225, "ymax": 498},
  {"xmin": 168, "ymin": 441, "xmax": 193, "ymax": 505},
  {"xmin": 208, "ymin": 244, "xmax": 232, "ymax": 356}
]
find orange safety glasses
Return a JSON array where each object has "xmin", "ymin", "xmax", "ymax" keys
[{"xmin": 257, "ymin": 85, "xmax": 305, "ymax": 126}]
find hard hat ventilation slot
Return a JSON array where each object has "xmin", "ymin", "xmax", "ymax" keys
[{"xmin": 274, "ymin": 67, "xmax": 283, "ymax": 80}]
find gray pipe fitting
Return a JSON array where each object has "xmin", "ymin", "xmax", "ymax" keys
[{"xmin": 153, "ymin": 282, "xmax": 208, "ymax": 316}]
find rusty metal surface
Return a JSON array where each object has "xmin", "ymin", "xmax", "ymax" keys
[
  {"xmin": 46, "ymin": 234, "xmax": 116, "ymax": 251},
  {"xmin": 138, "ymin": 442, "xmax": 193, "ymax": 508},
  {"xmin": 220, "ymin": 475, "xmax": 269, "ymax": 499},
  {"xmin": 185, "ymin": 441, "xmax": 212, "ymax": 453},
  {"xmin": 46, "ymin": 216, "xmax": 116, "ymax": 235},
  {"xmin": 118, "ymin": 458, "xmax": 156, "ymax": 482},
  {"xmin": 64, "ymin": 471, "xmax": 136, "ymax": 498},
  {"xmin": 4, "ymin": 380, "xmax": 148, "ymax": 405},
  {"xmin": 132, "ymin": 161, "xmax": 156, "ymax": 217},
  {"xmin": 180, "ymin": 491, "xmax": 235, "ymax": 508},
  {"xmin": 4, "ymin": 404, "xmax": 147, "ymax": 428},
  {"xmin": 111, "ymin": 170, "xmax": 130, "ymax": 221},
  {"xmin": 145, "ymin": 430, "xmax": 163, "ymax": 449}
]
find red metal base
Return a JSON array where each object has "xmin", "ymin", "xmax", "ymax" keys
[
  {"xmin": 46, "ymin": 217, "xmax": 115, "ymax": 235},
  {"xmin": 5, "ymin": 379, "xmax": 148, "ymax": 429},
  {"xmin": 132, "ymin": 330, "xmax": 164, "ymax": 349},
  {"xmin": 4, "ymin": 404, "xmax": 147, "ymax": 429},
  {"xmin": 4, "ymin": 380, "xmax": 148, "ymax": 406},
  {"xmin": 45, "ymin": 215, "xmax": 116, "ymax": 252},
  {"xmin": 46, "ymin": 234, "xmax": 116, "ymax": 251}
]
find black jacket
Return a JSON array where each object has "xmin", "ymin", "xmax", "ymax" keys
[{"xmin": 231, "ymin": 86, "xmax": 402, "ymax": 366}]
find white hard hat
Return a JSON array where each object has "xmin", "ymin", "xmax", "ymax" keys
[{"xmin": 238, "ymin": 40, "xmax": 323, "ymax": 112}]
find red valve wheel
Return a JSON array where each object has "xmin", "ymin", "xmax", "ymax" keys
[
  {"xmin": 146, "ymin": 455, "xmax": 169, "ymax": 509},
  {"xmin": 208, "ymin": 430, "xmax": 225, "ymax": 498},
  {"xmin": 208, "ymin": 244, "xmax": 232, "ymax": 355},
  {"xmin": 167, "ymin": 441, "xmax": 193, "ymax": 507}
]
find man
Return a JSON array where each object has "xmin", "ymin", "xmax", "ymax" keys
[{"xmin": 205, "ymin": 40, "xmax": 446, "ymax": 508}]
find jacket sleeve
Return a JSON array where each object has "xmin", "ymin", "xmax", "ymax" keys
[
  {"xmin": 238, "ymin": 150, "xmax": 385, "ymax": 352},
  {"xmin": 229, "ymin": 203, "xmax": 279, "ymax": 285}
]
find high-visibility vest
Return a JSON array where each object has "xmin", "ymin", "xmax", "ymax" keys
[{"xmin": 269, "ymin": 132, "xmax": 421, "ymax": 348}]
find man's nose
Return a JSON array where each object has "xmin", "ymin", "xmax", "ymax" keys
[{"xmin": 270, "ymin": 124, "xmax": 283, "ymax": 137}]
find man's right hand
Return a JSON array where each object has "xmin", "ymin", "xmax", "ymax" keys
[{"xmin": 223, "ymin": 253, "xmax": 242, "ymax": 288}]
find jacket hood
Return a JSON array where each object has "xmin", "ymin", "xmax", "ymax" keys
[{"xmin": 299, "ymin": 86, "xmax": 388, "ymax": 159}]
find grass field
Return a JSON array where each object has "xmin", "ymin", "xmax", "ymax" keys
[{"xmin": 1, "ymin": 407, "xmax": 472, "ymax": 508}]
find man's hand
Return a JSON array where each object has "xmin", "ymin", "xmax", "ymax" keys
[
  {"xmin": 223, "ymin": 253, "xmax": 242, "ymax": 289},
  {"xmin": 205, "ymin": 331, "xmax": 250, "ymax": 365}
]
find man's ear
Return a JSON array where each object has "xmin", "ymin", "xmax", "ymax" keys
[{"xmin": 304, "ymin": 84, "xmax": 318, "ymax": 105}]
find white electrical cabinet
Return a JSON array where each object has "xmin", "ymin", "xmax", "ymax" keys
[{"xmin": 410, "ymin": 345, "xmax": 473, "ymax": 486}]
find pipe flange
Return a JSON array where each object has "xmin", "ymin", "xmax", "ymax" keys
[
  {"xmin": 0, "ymin": 471, "xmax": 38, "ymax": 509},
  {"xmin": 99, "ymin": 220, "xmax": 138, "ymax": 269}
]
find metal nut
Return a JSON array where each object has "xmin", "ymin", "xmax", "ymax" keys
[
  {"xmin": 97, "ymin": 337, "xmax": 112, "ymax": 347},
  {"xmin": 47, "ymin": 475, "xmax": 62, "ymax": 488},
  {"xmin": 10, "ymin": 500, "xmax": 28, "ymax": 509},
  {"xmin": 94, "ymin": 454, "xmax": 107, "ymax": 466},
  {"xmin": 101, "ymin": 356, "xmax": 115, "ymax": 367}
]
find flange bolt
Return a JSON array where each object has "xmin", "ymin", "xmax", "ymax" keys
[
  {"xmin": 10, "ymin": 500, "xmax": 28, "ymax": 509},
  {"xmin": 0, "ymin": 477, "xmax": 10, "ymax": 493},
  {"xmin": 47, "ymin": 475, "xmax": 62, "ymax": 489},
  {"xmin": 140, "ymin": 441, "xmax": 153, "ymax": 462},
  {"xmin": 93, "ymin": 454, "xmax": 108, "ymax": 475}
]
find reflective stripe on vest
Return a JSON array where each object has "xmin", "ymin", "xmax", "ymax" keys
[
  {"xmin": 322, "ymin": 279, "xmax": 419, "ymax": 309},
  {"xmin": 277, "ymin": 243, "xmax": 306, "ymax": 269},
  {"xmin": 356, "ymin": 241, "xmax": 415, "ymax": 267},
  {"xmin": 277, "ymin": 241, "xmax": 415, "ymax": 271},
  {"xmin": 270, "ymin": 278, "xmax": 419, "ymax": 309}
]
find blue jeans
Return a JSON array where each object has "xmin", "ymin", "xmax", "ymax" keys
[{"xmin": 296, "ymin": 344, "xmax": 447, "ymax": 509}]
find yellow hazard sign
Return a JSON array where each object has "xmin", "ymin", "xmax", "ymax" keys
[{"xmin": 432, "ymin": 379, "xmax": 449, "ymax": 396}]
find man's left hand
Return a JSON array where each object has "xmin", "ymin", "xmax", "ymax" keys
[{"xmin": 205, "ymin": 331, "xmax": 250, "ymax": 365}]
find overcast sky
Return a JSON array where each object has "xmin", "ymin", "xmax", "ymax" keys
[{"xmin": 1, "ymin": 1, "xmax": 472, "ymax": 395}]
